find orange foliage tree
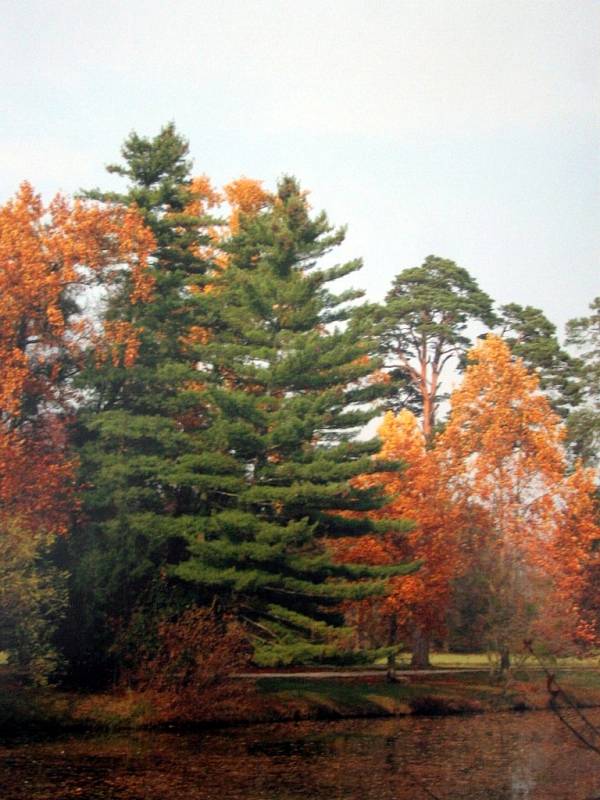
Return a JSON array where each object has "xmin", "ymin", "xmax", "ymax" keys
[
  {"xmin": 539, "ymin": 465, "xmax": 600, "ymax": 651},
  {"xmin": 0, "ymin": 183, "xmax": 153, "ymax": 678},
  {"xmin": 437, "ymin": 334, "xmax": 585, "ymax": 667},
  {"xmin": 0, "ymin": 182, "xmax": 154, "ymax": 533},
  {"xmin": 333, "ymin": 409, "xmax": 462, "ymax": 667}
]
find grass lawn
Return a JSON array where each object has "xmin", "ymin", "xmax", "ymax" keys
[{"xmin": 376, "ymin": 651, "xmax": 600, "ymax": 670}]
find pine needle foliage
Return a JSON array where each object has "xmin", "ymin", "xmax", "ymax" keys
[
  {"xmin": 174, "ymin": 175, "xmax": 415, "ymax": 664},
  {"xmin": 63, "ymin": 125, "xmax": 224, "ymax": 683}
]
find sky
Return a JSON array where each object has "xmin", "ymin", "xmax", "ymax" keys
[{"xmin": 2, "ymin": 0, "xmax": 598, "ymax": 335}]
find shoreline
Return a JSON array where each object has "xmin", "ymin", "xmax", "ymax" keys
[{"xmin": 2, "ymin": 668, "xmax": 600, "ymax": 737}]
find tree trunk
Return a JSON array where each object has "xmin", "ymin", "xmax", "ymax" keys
[
  {"xmin": 422, "ymin": 392, "xmax": 433, "ymax": 440},
  {"xmin": 386, "ymin": 615, "xmax": 397, "ymax": 681},
  {"xmin": 411, "ymin": 628, "xmax": 431, "ymax": 669},
  {"xmin": 499, "ymin": 645, "xmax": 510, "ymax": 672}
]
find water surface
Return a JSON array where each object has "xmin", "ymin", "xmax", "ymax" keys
[{"xmin": 2, "ymin": 710, "xmax": 600, "ymax": 799}]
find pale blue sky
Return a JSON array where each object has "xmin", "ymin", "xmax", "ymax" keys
[{"xmin": 2, "ymin": 0, "xmax": 598, "ymax": 334}]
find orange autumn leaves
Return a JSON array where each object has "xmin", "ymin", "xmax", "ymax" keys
[
  {"xmin": 332, "ymin": 408, "xmax": 462, "ymax": 644},
  {"xmin": 376, "ymin": 411, "xmax": 462, "ymax": 638},
  {"xmin": 547, "ymin": 465, "xmax": 600, "ymax": 647},
  {"xmin": 0, "ymin": 183, "xmax": 154, "ymax": 538},
  {"xmin": 224, "ymin": 177, "xmax": 272, "ymax": 233},
  {"xmin": 0, "ymin": 182, "xmax": 154, "ymax": 411},
  {"xmin": 183, "ymin": 175, "xmax": 271, "ymax": 277},
  {"xmin": 440, "ymin": 336, "xmax": 600, "ymax": 650},
  {"xmin": 336, "ymin": 335, "xmax": 600, "ymax": 652},
  {"xmin": 440, "ymin": 335, "xmax": 565, "ymax": 516}
]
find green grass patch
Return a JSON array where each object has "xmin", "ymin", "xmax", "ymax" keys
[
  {"xmin": 256, "ymin": 675, "xmax": 491, "ymax": 716},
  {"xmin": 258, "ymin": 677, "xmax": 406, "ymax": 704},
  {"xmin": 375, "ymin": 651, "xmax": 600, "ymax": 670},
  {"xmin": 375, "ymin": 652, "xmax": 494, "ymax": 669}
]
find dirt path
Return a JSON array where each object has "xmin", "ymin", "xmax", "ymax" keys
[{"xmin": 235, "ymin": 667, "xmax": 488, "ymax": 679}]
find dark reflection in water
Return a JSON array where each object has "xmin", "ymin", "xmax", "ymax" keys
[{"xmin": 1, "ymin": 710, "xmax": 600, "ymax": 799}]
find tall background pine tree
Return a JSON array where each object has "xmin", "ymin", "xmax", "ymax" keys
[{"xmin": 61, "ymin": 125, "xmax": 225, "ymax": 684}]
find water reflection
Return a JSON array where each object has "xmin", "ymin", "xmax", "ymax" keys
[{"xmin": 1, "ymin": 710, "xmax": 600, "ymax": 799}]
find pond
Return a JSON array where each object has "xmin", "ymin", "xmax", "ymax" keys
[{"xmin": 1, "ymin": 710, "xmax": 600, "ymax": 799}]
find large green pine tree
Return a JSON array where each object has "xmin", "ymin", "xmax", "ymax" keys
[{"xmin": 176, "ymin": 176, "xmax": 414, "ymax": 666}]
